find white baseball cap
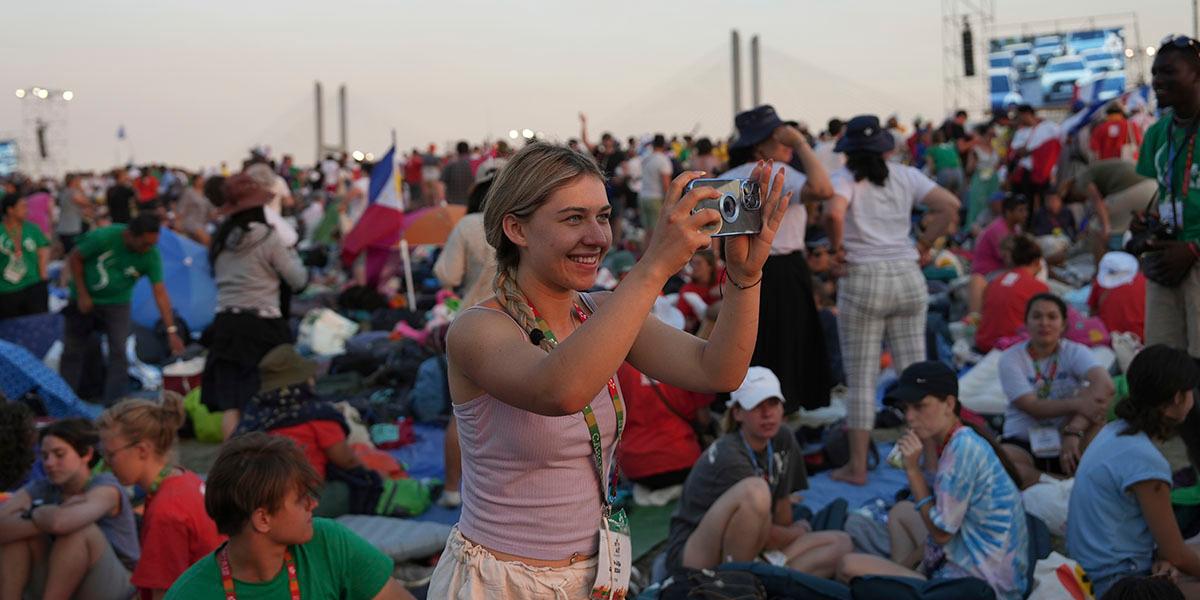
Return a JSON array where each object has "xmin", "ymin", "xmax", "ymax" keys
[
  {"xmin": 1096, "ymin": 251, "xmax": 1139, "ymax": 289},
  {"xmin": 728, "ymin": 366, "xmax": 784, "ymax": 411}
]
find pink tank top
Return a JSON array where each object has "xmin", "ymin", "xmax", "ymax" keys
[{"xmin": 453, "ymin": 303, "xmax": 622, "ymax": 561}]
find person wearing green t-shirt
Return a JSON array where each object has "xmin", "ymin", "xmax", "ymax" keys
[
  {"xmin": 62, "ymin": 213, "xmax": 184, "ymax": 403},
  {"xmin": 165, "ymin": 433, "xmax": 412, "ymax": 600},
  {"xmin": 1136, "ymin": 36, "xmax": 1200, "ymax": 359},
  {"xmin": 0, "ymin": 194, "xmax": 50, "ymax": 319}
]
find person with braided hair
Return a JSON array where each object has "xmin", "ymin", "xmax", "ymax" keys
[{"xmin": 428, "ymin": 142, "xmax": 790, "ymax": 598}]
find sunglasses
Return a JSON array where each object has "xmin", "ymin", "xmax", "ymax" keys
[{"xmin": 1161, "ymin": 35, "xmax": 1200, "ymax": 55}]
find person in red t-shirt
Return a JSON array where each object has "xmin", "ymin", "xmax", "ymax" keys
[
  {"xmin": 97, "ymin": 393, "xmax": 223, "ymax": 599},
  {"xmin": 238, "ymin": 345, "xmax": 362, "ymax": 483},
  {"xmin": 1089, "ymin": 104, "xmax": 1141, "ymax": 161},
  {"xmin": 1088, "ymin": 251, "xmax": 1146, "ymax": 338},
  {"xmin": 976, "ymin": 235, "xmax": 1048, "ymax": 353},
  {"xmin": 677, "ymin": 250, "xmax": 722, "ymax": 332},
  {"xmin": 616, "ymin": 362, "xmax": 714, "ymax": 491},
  {"xmin": 133, "ymin": 170, "xmax": 160, "ymax": 204}
]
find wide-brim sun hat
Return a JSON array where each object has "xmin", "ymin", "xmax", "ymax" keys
[
  {"xmin": 834, "ymin": 115, "xmax": 895, "ymax": 154},
  {"xmin": 220, "ymin": 173, "xmax": 272, "ymax": 216},
  {"xmin": 731, "ymin": 105, "xmax": 787, "ymax": 149},
  {"xmin": 258, "ymin": 344, "xmax": 318, "ymax": 394}
]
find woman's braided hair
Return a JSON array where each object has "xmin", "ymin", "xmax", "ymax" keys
[{"xmin": 482, "ymin": 142, "xmax": 604, "ymax": 352}]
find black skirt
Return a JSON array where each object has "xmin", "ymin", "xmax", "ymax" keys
[
  {"xmin": 751, "ymin": 251, "xmax": 833, "ymax": 413},
  {"xmin": 200, "ymin": 312, "xmax": 292, "ymax": 412}
]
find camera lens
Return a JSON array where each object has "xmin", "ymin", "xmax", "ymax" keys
[
  {"xmin": 720, "ymin": 195, "xmax": 739, "ymax": 222},
  {"xmin": 742, "ymin": 181, "xmax": 761, "ymax": 210}
]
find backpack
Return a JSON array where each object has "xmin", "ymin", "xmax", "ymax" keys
[
  {"xmin": 659, "ymin": 568, "xmax": 766, "ymax": 600},
  {"xmin": 822, "ymin": 420, "xmax": 880, "ymax": 470}
]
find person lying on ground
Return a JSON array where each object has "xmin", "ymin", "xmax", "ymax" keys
[
  {"xmin": 0, "ymin": 419, "xmax": 139, "ymax": 600},
  {"xmin": 837, "ymin": 361, "xmax": 1029, "ymax": 600},
  {"xmin": 165, "ymin": 432, "xmax": 413, "ymax": 600}
]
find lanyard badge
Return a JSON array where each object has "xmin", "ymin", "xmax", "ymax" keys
[{"xmin": 528, "ymin": 300, "xmax": 631, "ymax": 596}]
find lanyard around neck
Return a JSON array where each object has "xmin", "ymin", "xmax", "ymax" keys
[
  {"xmin": 738, "ymin": 430, "xmax": 774, "ymax": 484},
  {"xmin": 218, "ymin": 543, "xmax": 299, "ymax": 600},
  {"xmin": 146, "ymin": 465, "xmax": 175, "ymax": 499},
  {"xmin": 1027, "ymin": 346, "xmax": 1059, "ymax": 400},
  {"xmin": 1166, "ymin": 120, "xmax": 1198, "ymax": 214},
  {"xmin": 529, "ymin": 301, "xmax": 626, "ymax": 507}
]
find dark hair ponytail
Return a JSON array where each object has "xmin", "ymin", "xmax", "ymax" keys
[
  {"xmin": 846, "ymin": 151, "xmax": 890, "ymax": 186},
  {"xmin": 1117, "ymin": 345, "xmax": 1200, "ymax": 441},
  {"xmin": 208, "ymin": 206, "xmax": 267, "ymax": 275}
]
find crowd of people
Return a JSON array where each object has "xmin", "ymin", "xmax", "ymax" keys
[{"xmin": 0, "ymin": 33, "xmax": 1199, "ymax": 600}]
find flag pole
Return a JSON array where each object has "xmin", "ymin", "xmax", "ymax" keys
[{"xmin": 400, "ymin": 239, "xmax": 417, "ymax": 311}]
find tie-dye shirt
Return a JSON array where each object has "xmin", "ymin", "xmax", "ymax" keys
[{"xmin": 928, "ymin": 427, "xmax": 1028, "ymax": 600}]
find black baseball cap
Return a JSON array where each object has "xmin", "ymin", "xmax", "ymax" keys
[{"xmin": 884, "ymin": 361, "xmax": 958, "ymax": 408}]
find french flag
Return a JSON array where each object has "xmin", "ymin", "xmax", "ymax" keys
[{"xmin": 341, "ymin": 146, "xmax": 404, "ymax": 265}]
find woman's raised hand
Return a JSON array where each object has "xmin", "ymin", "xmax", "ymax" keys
[
  {"xmin": 723, "ymin": 161, "xmax": 789, "ymax": 285},
  {"xmin": 640, "ymin": 171, "xmax": 724, "ymax": 280}
]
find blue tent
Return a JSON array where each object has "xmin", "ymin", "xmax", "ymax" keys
[
  {"xmin": 132, "ymin": 227, "xmax": 217, "ymax": 334},
  {"xmin": 0, "ymin": 340, "xmax": 99, "ymax": 419}
]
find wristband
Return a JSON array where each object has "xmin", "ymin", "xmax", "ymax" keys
[
  {"xmin": 166, "ymin": 325, "xmax": 178, "ymax": 334},
  {"xmin": 914, "ymin": 496, "xmax": 934, "ymax": 511},
  {"xmin": 1062, "ymin": 428, "xmax": 1085, "ymax": 439},
  {"xmin": 726, "ymin": 271, "xmax": 762, "ymax": 290}
]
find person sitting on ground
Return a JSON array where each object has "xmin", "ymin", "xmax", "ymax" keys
[
  {"xmin": 998, "ymin": 293, "xmax": 1115, "ymax": 489},
  {"xmin": 1087, "ymin": 251, "xmax": 1146, "ymax": 339},
  {"xmin": 975, "ymin": 235, "xmax": 1048, "ymax": 353},
  {"xmin": 1068, "ymin": 345, "xmax": 1200, "ymax": 598},
  {"xmin": 98, "ymin": 393, "xmax": 222, "ymax": 598},
  {"xmin": 1030, "ymin": 190, "xmax": 1077, "ymax": 244},
  {"xmin": 837, "ymin": 361, "xmax": 1028, "ymax": 600},
  {"xmin": 676, "ymin": 249, "xmax": 722, "ymax": 333},
  {"xmin": 0, "ymin": 419, "xmax": 139, "ymax": 600},
  {"xmin": 235, "ymin": 344, "xmax": 362, "ymax": 516},
  {"xmin": 662, "ymin": 367, "xmax": 852, "ymax": 575},
  {"xmin": 164, "ymin": 432, "xmax": 412, "ymax": 599},
  {"xmin": 965, "ymin": 193, "xmax": 1029, "ymax": 322}
]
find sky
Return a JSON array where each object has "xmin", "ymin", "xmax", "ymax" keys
[{"xmin": 0, "ymin": 0, "xmax": 1187, "ymax": 172}]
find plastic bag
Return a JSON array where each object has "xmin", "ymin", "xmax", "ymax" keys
[
  {"xmin": 298, "ymin": 308, "xmax": 359, "ymax": 356},
  {"xmin": 1027, "ymin": 551, "xmax": 1093, "ymax": 600},
  {"xmin": 1022, "ymin": 475, "xmax": 1074, "ymax": 537}
]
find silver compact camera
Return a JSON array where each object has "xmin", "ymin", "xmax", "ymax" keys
[{"xmin": 685, "ymin": 178, "xmax": 762, "ymax": 237}]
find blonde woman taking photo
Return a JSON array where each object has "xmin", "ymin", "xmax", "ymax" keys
[{"xmin": 428, "ymin": 143, "xmax": 789, "ymax": 598}]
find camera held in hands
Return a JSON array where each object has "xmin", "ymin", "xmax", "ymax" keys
[
  {"xmin": 1125, "ymin": 212, "xmax": 1178, "ymax": 257},
  {"xmin": 686, "ymin": 178, "xmax": 763, "ymax": 237}
]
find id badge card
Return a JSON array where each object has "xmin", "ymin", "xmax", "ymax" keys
[
  {"xmin": 1029, "ymin": 425, "xmax": 1062, "ymax": 459},
  {"xmin": 591, "ymin": 508, "xmax": 631, "ymax": 599}
]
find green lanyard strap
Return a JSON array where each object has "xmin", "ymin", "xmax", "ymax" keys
[{"xmin": 529, "ymin": 301, "xmax": 626, "ymax": 507}]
